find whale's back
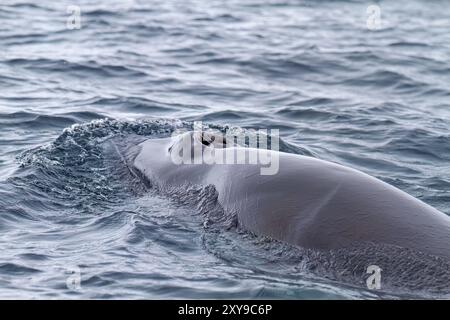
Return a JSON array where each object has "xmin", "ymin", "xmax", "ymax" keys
[{"xmin": 213, "ymin": 150, "xmax": 450, "ymax": 260}]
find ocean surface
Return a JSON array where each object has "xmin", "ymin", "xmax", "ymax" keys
[{"xmin": 0, "ymin": 0, "xmax": 450, "ymax": 299}]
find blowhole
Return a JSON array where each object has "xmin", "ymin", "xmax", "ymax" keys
[{"xmin": 201, "ymin": 131, "xmax": 226, "ymax": 148}]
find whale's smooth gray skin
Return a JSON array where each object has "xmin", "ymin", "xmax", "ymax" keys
[{"xmin": 131, "ymin": 131, "xmax": 450, "ymax": 260}]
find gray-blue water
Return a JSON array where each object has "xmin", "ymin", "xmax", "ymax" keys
[{"xmin": 1, "ymin": 0, "xmax": 449, "ymax": 299}]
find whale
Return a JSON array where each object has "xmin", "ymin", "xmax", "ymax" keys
[{"xmin": 112, "ymin": 130, "xmax": 450, "ymax": 261}]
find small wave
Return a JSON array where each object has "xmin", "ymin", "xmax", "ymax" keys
[
  {"xmin": 0, "ymin": 263, "xmax": 41, "ymax": 275},
  {"xmin": 0, "ymin": 111, "xmax": 106, "ymax": 129},
  {"xmin": 382, "ymin": 128, "xmax": 450, "ymax": 163},
  {"xmin": 4, "ymin": 58, "xmax": 148, "ymax": 78},
  {"xmin": 276, "ymin": 107, "xmax": 336, "ymax": 121},
  {"xmin": 82, "ymin": 9, "xmax": 123, "ymax": 18},
  {"xmin": 388, "ymin": 41, "xmax": 430, "ymax": 48},
  {"xmin": 186, "ymin": 110, "xmax": 264, "ymax": 122},
  {"xmin": 343, "ymin": 70, "xmax": 428, "ymax": 91}
]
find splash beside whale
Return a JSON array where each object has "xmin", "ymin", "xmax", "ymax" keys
[{"xmin": 110, "ymin": 130, "xmax": 450, "ymax": 261}]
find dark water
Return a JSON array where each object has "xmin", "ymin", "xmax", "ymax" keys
[{"xmin": 0, "ymin": 0, "xmax": 449, "ymax": 299}]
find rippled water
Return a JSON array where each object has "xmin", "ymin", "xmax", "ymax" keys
[{"xmin": 0, "ymin": 0, "xmax": 449, "ymax": 299}]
